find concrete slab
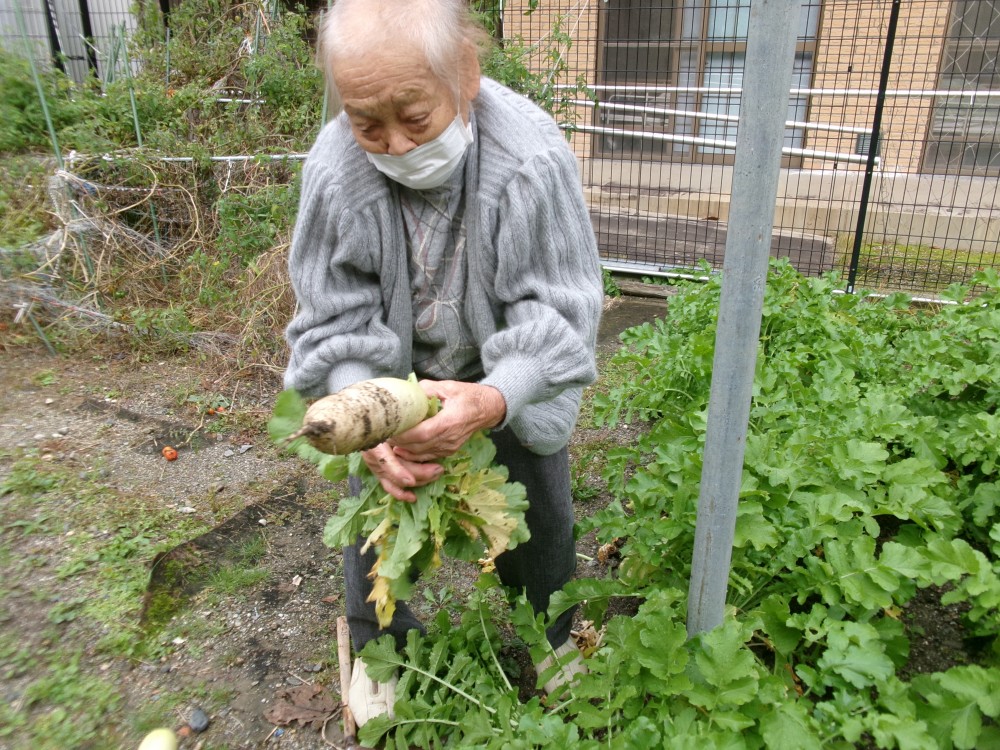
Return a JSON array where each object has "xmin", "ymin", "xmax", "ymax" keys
[
  {"xmin": 598, "ymin": 296, "xmax": 668, "ymax": 350},
  {"xmin": 591, "ymin": 209, "xmax": 836, "ymax": 277}
]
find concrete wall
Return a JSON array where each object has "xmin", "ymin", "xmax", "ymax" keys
[{"xmin": 583, "ymin": 158, "xmax": 1000, "ymax": 254}]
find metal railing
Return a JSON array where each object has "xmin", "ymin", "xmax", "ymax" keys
[{"xmin": 567, "ymin": 95, "xmax": 879, "ymax": 164}]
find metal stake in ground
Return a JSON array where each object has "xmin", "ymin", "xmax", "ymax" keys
[{"xmin": 686, "ymin": 0, "xmax": 801, "ymax": 637}]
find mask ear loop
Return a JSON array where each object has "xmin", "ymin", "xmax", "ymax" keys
[
  {"xmin": 455, "ymin": 43, "xmax": 473, "ymax": 125},
  {"xmin": 455, "ymin": 73, "xmax": 465, "ymax": 125}
]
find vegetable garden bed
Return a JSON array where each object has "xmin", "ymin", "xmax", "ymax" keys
[{"xmin": 306, "ymin": 260, "xmax": 1000, "ymax": 749}]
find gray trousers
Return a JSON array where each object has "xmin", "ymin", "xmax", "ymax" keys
[{"xmin": 344, "ymin": 425, "xmax": 577, "ymax": 652}]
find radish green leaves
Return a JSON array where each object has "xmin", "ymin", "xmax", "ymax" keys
[{"xmin": 270, "ymin": 388, "xmax": 529, "ymax": 627}]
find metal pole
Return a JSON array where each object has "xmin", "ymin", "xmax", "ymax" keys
[
  {"xmin": 686, "ymin": 0, "xmax": 800, "ymax": 637},
  {"xmin": 76, "ymin": 0, "xmax": 98, "ymax": 76},
  {"xmin": 846, "ymin": 0, "xmax": 902, "ymax": 294},
  {"xmin": 14, "ymin": 0, "xmax": 63, "ymax": 167},
  {"xmin": 41, "ymin": 0, "xmax": 66, "ymax": 73}
]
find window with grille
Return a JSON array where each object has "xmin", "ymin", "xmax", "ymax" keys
[
  {"xmin": 924, "ymin": 0, "xmax": 1000, "ymax": 174},
  {"xmin": 596, "ymin": 1, "xmax": 821, "ymax": 163}
]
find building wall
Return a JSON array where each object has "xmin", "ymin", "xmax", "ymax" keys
[
  {"xmin": 804, "ymin": 0, "xmax": 951, "ymax": 172},
  {"xmin": 503, "ymin": 0, "xmax": 956, "ymax": 174},
  {"xmin": 502, "ymin": 0, "xmax": 599, "ymax": 160}
]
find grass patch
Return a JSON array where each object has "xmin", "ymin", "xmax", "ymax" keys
[
  {"xmin": 0, "ymin": 440, "xmax": 279, "ymax": 747},
  {"xmin": 0, "ymin": 650, "xmax": 122, "ymax": 750},
  {"xmin": 205, "ymin": 562, "xmax": 269, "ymax": 596},
  {"xmin": 203, "ymin": 532, "xmax": 269, "ymax": 595},
  {"xmin": 0, "ymin": 451, "xmax": 210, "ymax": 660},
  {"xmin": 143, "ymin": 529, "xmax": 270, "ymax": 638},
  {"xmin": 838, "ymin": 238, "xmax": 1000, "ymax": 295}
]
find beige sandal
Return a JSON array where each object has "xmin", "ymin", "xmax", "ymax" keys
[
  {"xmin": 534, "ymin": 640, "xmax": 587, "ymax": 696},
  {"xmin": 347, "ymin": 657, "xmax": 398, "ymax": 727}
]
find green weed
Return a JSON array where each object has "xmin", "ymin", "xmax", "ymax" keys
[
  {"xmin": 1, "ymin": 652, "xmax": 121, "ymax": 750},
  {"xmin": 569, "ymin": 440, "xmax": 613, "ymax": 502},
  {"xmin": 602, "ymin": 268, "xmax": 622, "ymax": 297},
  {"xmin": 3, "ymin": 515, "xmax": 53, "ymax": 537},
  {"xmin": 0, "ymin": 157, "xmax": 51, "ymax": 250},
  {"xmin": 577, "ymin": 349, "xmax": 639, "ymax": 430},
  {"xmin": 840, "ymin": 237, "xmax": 999, "ymax": 295},
  {"xmin": 0, "ymin": 635, "xmax": 33, "ymax": 679},
  {"xmin": 31, "ymin": 369, "xmax": 57, "ymax": 386},
  {"xmin": 0, "ymin": 457, "xmax": 63, "ymax": 499},
  {"xmin": 184, "ymin": 392, "xmax": 231, "ymax": 415},
  {"xmin": 0, "ymin": 49, "xmax": 100, "ymax": 154},
  {"xmin": 479, "ymin": 13, "xmax": 594, "ymax": 130},
  {"xmin": 124, "ymin": 306, "xmax": 195, "ymax": 354}
]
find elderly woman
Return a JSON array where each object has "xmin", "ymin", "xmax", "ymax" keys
[{"xmin": 283, "ymin": 0, "xmax": 603, "ymax": 725}]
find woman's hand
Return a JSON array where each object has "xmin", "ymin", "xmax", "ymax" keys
[
  {"xmin": 391, "ymin": 380, "xmax": 506, "ymax": 462},
  {"xmin": 360, "ymin": 380, "xmax": 506, "ymax": 501},
  {"xmin": 361, "ymin": 442, "xmax": 444, "ymax": 503}
]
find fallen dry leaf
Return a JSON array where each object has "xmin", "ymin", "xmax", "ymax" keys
[
  {"xmin": 596, "ymin": 538, "xmax": 624, "ymax": 564},
  {"xmin": 571, "ymin": 620, "xmax": 603, "ymax": 658},
  {"xmin": 263, "ymin": 683, "xmax": 337, "ymax": 732}
]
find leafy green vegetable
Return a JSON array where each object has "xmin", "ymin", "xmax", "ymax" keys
[
  {"xmin": 267, "ymin": 262, "xmax": 1000, "ymax": 748},
  {"xmin": 269, "ymin": 388, "xmax": 529, "ymax": 627}
]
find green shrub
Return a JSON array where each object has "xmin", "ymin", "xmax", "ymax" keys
[{"xmin": 0, "ymin": 49, "xmax": 100, "ymax": 154}]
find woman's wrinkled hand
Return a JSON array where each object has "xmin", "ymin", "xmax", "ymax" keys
[
  {"xmin": 390, "ymin": 380, "xmax": 507, "ymax": 463},
  {"xmin": 361, "ymin": 442, "xmax": 444, "ymax": 503}
]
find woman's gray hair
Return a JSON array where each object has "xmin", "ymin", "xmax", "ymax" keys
[{"xmin": 318, "ymin": 0, "xmax": 492, "ymax": 114}]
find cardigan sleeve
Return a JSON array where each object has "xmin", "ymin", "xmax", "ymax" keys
[
  {"xmin": 479, "ymin": 144, "xmax": 604, "ymax": 454},
  {"xmin": 283, "ymin": 160, "xmax": 404, "ymax": 397}
]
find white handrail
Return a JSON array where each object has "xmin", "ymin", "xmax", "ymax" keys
[
  {"xmin": 560, "ymin": 83, "xmax": 1000, "ymax": 98},
  {"xmin": 568, "ymin": 123, "xmax": 878, "ymax": 164}
]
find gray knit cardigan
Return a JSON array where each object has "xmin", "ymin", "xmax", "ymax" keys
[{"xmin": 283, "ymin": 78, "xmax": 604, "ymax": 455}]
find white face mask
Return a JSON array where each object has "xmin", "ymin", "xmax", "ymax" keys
[{"xmin": 367, "ymin": 115, "xmax": 473, "ymax": 190}]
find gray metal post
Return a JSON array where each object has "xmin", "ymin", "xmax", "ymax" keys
[{"xmin": 686, "ymin": 0, "xmax": 801, "ymax": 636}]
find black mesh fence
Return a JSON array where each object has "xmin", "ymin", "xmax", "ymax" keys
[
  {"xmin": 1, "ymin": 0, "xmax": 136, "ymax": 82},
  {"xmin": 503, "ymin": 0, "xmax": 1000, "ymax": 297}
]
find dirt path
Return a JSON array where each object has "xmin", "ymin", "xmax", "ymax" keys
[{"xmin": 0, "ymin": 349, "xmax": 348, "ymax": 748}]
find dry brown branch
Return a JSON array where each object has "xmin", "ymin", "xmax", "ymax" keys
[{"xmin": 15, "ymin": 154, "xmax": 295, "ymax": 378}]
